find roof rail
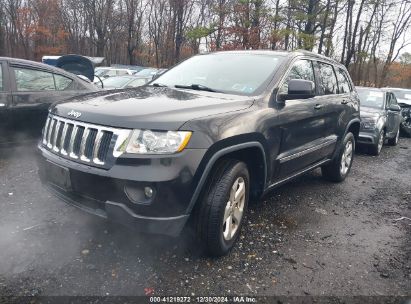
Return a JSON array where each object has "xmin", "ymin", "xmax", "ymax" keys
[{"xmin": 294, "ymin": 49, "xmax": 342, "ymax": 65}]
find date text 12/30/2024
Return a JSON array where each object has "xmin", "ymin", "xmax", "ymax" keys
[{"xmin": 149, "ymin": 296, "xmax": 257, "ymax": 303}]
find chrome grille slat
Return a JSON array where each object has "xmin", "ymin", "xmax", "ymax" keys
[
  {"xmin": 52, "ymin": 120, "xmax": 61, "ymax": 151},
  {"xmin": 60, "ymin": 123, "xmax": 69, "ymax": 155},
  {"xmin": 62, "ymin": 124, "xmax": 74, "ymax": 155},
  {"xmin": 79, "ymin": 128, "xmax": 91, "ymax": 162},
  {"xmin": 69, "ymin": 125, "xmax": 79, "ymax": 158},
  {"xmin": 47, "ymin": 119, "xmax": 56, "ymax": 148},
  {"xmin": 42, "ymin": 117, "xmax": 51, "ymax": 144},
  {"xmin": 53, "ymin": 121, "xmax": 63, "ymax": 152},
  {"xmin": 42, "ymin": 114, "xmax": 129, "ymax": 166},
  {"xmin": 93, "ymin": 130, "xmax": 105, "ymax": 165}
]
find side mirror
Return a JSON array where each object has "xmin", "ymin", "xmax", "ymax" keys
[
  {"xmin": 389, "ymin": 104, "xmax": 401, "ymax": 112},
  {"xmin": 279, "ymin": 79, "xmax": 315, "ymax": 101}
]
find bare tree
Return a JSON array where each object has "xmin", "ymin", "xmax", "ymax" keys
[{"xmin": 379, "ymin": 0, "xmax": 411, "ymax": 86}]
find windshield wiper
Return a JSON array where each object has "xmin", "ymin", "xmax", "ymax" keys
[{"xmin": 174, "ymin": 84, "xmax": 220, "ymax": 93}]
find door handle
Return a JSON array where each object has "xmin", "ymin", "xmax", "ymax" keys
[
  {"xmin": 314, "ymin": 104, "xmax": 323, "ymax": 110},
  {"xmin": 341, "ymin": 99, "xmax": 349, "ymax": 104}
]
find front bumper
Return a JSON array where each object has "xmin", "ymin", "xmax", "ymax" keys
[
  {"xmin": 37, "ymin": 145, "xmax": 207, "ymax": 236},
  {"xmin": 357, "ymin": 129, "xmax": 379, "ymax": 145}
]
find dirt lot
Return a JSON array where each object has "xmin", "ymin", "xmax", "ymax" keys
[{"xmin": 0, "ymin": 139, "xmax": 410, "ymax": 300}]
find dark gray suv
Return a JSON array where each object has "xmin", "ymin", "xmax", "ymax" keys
[
  {"xmin": 37, "ymin": 50, "xmax": 360, "ymax": 256},
  {"xmin": 356, "ymin": 87, "xmax": 402, "ymax": 155}
]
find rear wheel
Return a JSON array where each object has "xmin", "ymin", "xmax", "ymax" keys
[
  {"xmin": 195, "ymin": 160, "xmax": 249, "ymax": 257},
  {"xmin": 387, "ymin": 128, "xmax": 400, "ymax": 146},
  {"xmin": 401, "ymin": 120, "xmax": 411, "ymax": 138},
  {"xmin": 322, "ymin": 132, "xmax": 355, "ymax": 182},
  {"xmin": 370, "ymin": 129, "xmax": 384, "ymax": 155}
]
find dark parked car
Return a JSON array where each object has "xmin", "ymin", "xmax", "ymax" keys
[
  {"xmin": 37, "ymin": 50, "xmax": 360, "ymax": 256},
  {"xmin": 383, "ymin": 88, "xmax": 411, "ymax": 137},
  {"xmin": 0, "ymin": 57, "xmax": 98, "ymax": 144},
  {"xmin": 356, "ymin": 87, "xmax": 402, "ymax": 155}
]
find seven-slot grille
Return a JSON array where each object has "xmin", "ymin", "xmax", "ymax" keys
[{"xmin": 42, "ymin": 115, "xmax": 120, "ymax": 166}]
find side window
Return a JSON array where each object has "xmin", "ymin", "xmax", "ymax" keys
[
  {"xmin": 54, "ymin": 74, "xmax": 73, "ymax": 90},
  {"xmin": 279, "ymin": 59, "xmax": 315, "ymax": 94},
  {"xmin": 385, "ymin": 93, "xmax": 392, "ymax": 108},
  {"xmin": 317, "ymin": 62, "xmax": 338, "ymax": 95},
  {"xmin": 390, "ymin": 93, "xmax": 398, "ymax": 105},
  {"xmin": 14, "ymin": 67, "xmax": 56, "ymax": 91},
  {"xmin": 0, "ymin": 64, "xmax": 3, "ymax": 91},
  {"xmin": 336, "ymin": 68, "xmax": 351, "ymax": 94}
]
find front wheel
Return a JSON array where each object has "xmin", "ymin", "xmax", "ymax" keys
[
  {"xmin": 401, "ymin": 120, "xmax": 411, "ymax": 138},
  {"xmin": 196, "ymin": 160, "xmax": 249, "ymax": 257},
  {"xmin": 321, "ymin": 132, "xmax": 355, "ymax": 182},
  {"xmin": 370, "ymin": 129, "xmax": 384, "ymax": 155},
  {"xmin": 387, "ymin": 128, "xmax": 400, "ymax": 146}
]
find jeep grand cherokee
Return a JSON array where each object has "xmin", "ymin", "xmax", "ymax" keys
[{"xmin": 37, "ymin": 50, "xmax": 360, "ymax": 256}]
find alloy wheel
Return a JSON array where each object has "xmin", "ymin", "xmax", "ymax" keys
[
  {"xmin": 377, "ymin": 131, "xmax": 384, "ymax": 153},
  {"xmin": 340, "ymin": 140, "xmax": 353, "ymax": 176},
  {"xmin": 394, "ymin": 129, "xmax": 399, "ymax": 144},
  {"xmin": 223, "ymin": 177, "xmax": 246, "ymax": 241}
]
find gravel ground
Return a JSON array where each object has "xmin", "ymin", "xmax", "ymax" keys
[{"xmin": 0, "ymin": 139, "xmax": 410, "ymax": 300}]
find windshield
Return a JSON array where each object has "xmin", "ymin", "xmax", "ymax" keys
[
  {"xmin": 390, "ymin": 89, "xmax": 411, "ymax": 100},
  {"xmin": 102, "ymin": 76, "xmax": 132, "ymax": 88},
  {"xmin": 357, "ymin": 89, "xmax": 385, "ymax": 109},
  {"xmin": 152, "ymin": 53, "xmax": 283, "ymax": 95}
]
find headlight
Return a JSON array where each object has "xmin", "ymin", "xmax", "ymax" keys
[
  {"xmin": 362, "ymin": 121, "xmax": 376, "ymax": 129},
  {"xmin": 124, "ymin": 129, "xmax": 192, "ymax": 154}
]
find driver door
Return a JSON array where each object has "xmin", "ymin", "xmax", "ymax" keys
[
  {"xmin": 386, "ymin": 93, "xmax": 402, "ymax": 137},
  {"xmin": 272, "ymin": 59, "xmax": 328, "ymax": 180}
]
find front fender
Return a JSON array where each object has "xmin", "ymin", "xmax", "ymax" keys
[{"xmin": 185, "ymin": 140, "xmax": 267, "ymax": 214}]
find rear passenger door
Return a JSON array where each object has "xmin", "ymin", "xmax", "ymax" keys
[
  {"xmin": 386, "ymin": 93, "xmax": 402, "ymax": 137},
  {"xmin": 10, "ymin": 65, "xmax": 79, "ymax": 139},
  {"xmin": 313, "ymin": 62, "xmax": 347, "ymax": 151}
]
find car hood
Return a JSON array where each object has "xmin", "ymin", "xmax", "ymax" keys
[
  {"xmin": 50, "ymin": 87, "xmax": 254, "ymax": 130},
  {"xmin": 360, "ymin": 107, "xmax": 384, "ymax": 120}
]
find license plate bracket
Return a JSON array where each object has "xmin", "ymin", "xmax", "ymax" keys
[{"xmin": 45, "ymin": 160, "xmax": 72, "ymax": 191}]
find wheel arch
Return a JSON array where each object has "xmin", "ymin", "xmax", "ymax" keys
[
  {"xmin": 346, "ymin": 119, "xmax": 360, "ymax": 140},
  {"xmin": 331, "ymin": 118, "xmax": 360, "ymax": 160},
  {"xmin": 185, "ymin": 142, "xmax": 267, "ymax": 214}
]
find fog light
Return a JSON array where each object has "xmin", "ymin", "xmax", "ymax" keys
[
  {"xmin": 124, "ymin": 183, "xmax": 155, "ymax": 204},
  {"xmin": 144, "ymin": 186, "xmax": 154, "ymax": 198}
]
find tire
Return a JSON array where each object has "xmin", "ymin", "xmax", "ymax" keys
[
  {"xmin": 321, "ymin": 132, "xmax": 355, "ymax": 183},
  {"xmin": 370, "ymin": 129, "xmax": 384, "ymax": 155},
  {"xmin": 195, "ymin": 160, "xmax": 249, "ymax": 257},
  {"xmin": 387, "ymin": 128, "xmax": 400, "ymax": 146},
  {"xmin": 401, "ymin": 122, "xmax": 411, "ymax": 138}
]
